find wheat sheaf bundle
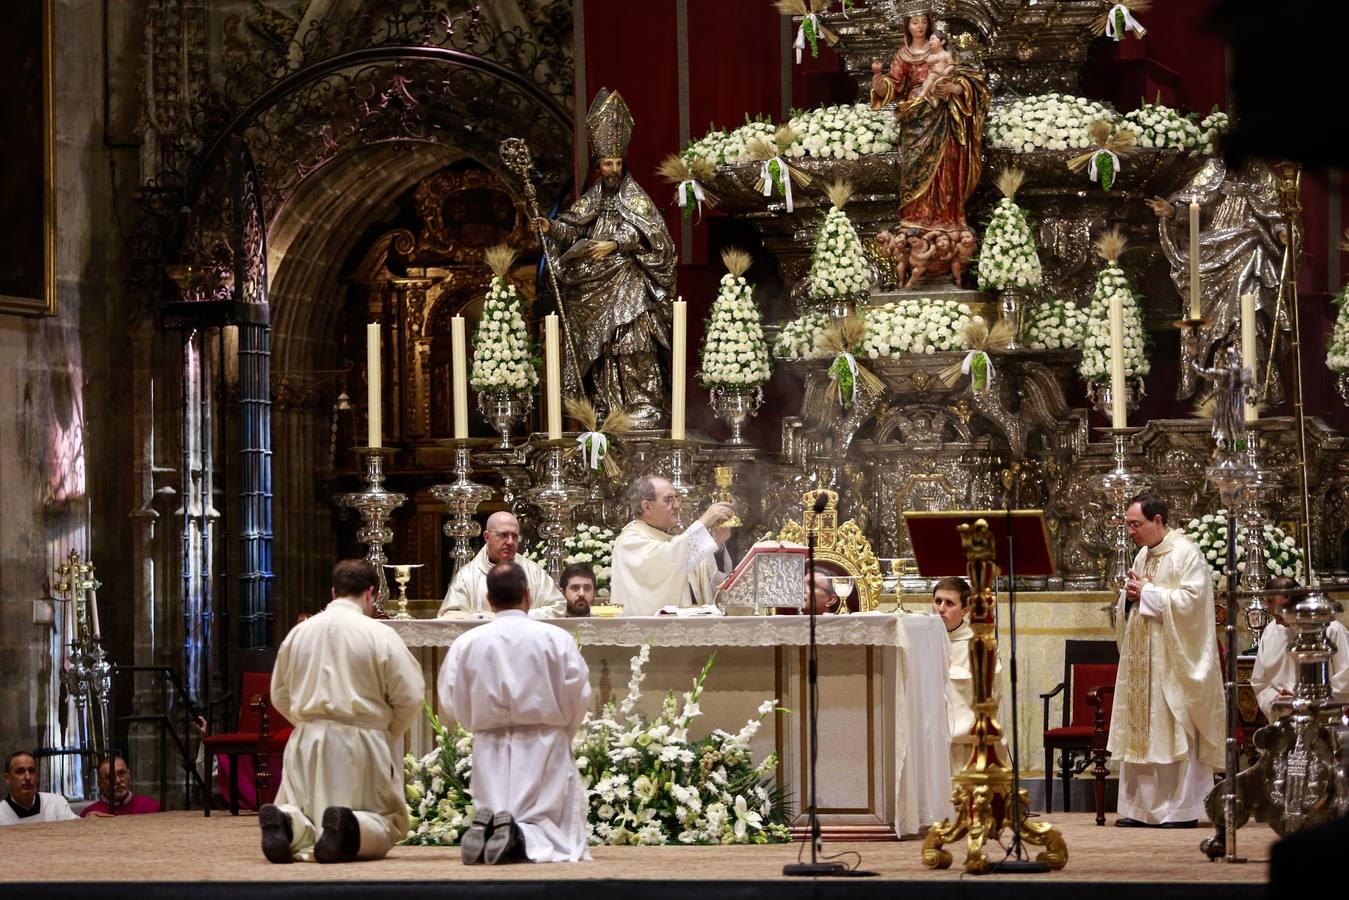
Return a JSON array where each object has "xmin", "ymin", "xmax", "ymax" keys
[
  {"xmin": 748, "ymin": 128, "xmax": 813, "ymax": 190},
  {"xmin": 1067, "ymin": 120, "xmax": 1137, "ymax": 191},
  {"xmin": 484, "ymin": 244, "xmax": 519, "ymax": 281},
  {"xmin": 995, "ymin": 167, "xmax": 1026, "ymax": 202},
  {"xmin": 1091, "ymin": 0, "xmax": 1151, "ymax": 39},
  {"xmin": 824, "ymin": 179, "xmax": 854, "ymax": 211},
  {"xmin": 774, "ymin": 0, "xmax": 839, "ymax": 53},
  {"xmin": 656, "ymin": 154, "xmax": 722, "ymax": 214},
  {"xmin": 820, "ymin": 315, "xmax": 883, "ymax": 409},
  {"xmin": 564, "ymin": 395, "xmax": 631, "ymax": 479},
  {"xmin": 940, "ymin": 316, "xmax": 1011, "ymax": 389},
  {"xmin": 721, "ymin": 247, "xmax": 753, "ymax": 279},
  {"xmin": 1095, "ymin": 227, "xmax": 1128, "ymax": 264}
]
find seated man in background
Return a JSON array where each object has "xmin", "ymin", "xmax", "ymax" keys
[
  {"xmin": 80, "ymin": 755, "xmax": 160, "ymax": 817},
  {"xmin": 1, "ymin": 751, "xmax": 78, "ymax": 825},
  {"xmin": 561, "ymin": 563, "xmax": 595, "ymax": 618},
  {"xmin": 1250, "ymin": 576, "xmax": 1349, "ymax": 720},
  {"xmin": 932, "ymin": 576, "xmax": 988, "ymax": 776},
  {"xmin": 439, "ymin": 511, "xmax": 565, "ymax": 618},
  {"xmin": 777, "ymin": 570, "xmax": 841, "ymax": 616}
]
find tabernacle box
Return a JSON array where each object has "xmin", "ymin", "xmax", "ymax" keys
[
  {"xmin": 713, "ymin": 542, "xmax": 808, "ymax": 614},
  {"xmin": 902, "ymin": 510, "xmax": 1056, "ymax": 578}
]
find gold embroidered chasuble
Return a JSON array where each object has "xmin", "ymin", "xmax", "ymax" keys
[{"xmin": 1106, "ymin": 529, "xmax": 1225, "ymax": 768}]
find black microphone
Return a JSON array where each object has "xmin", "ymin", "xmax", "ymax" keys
[{"xmin": 813, "ymin": 492, "xmax": 828, "ymax": 514}]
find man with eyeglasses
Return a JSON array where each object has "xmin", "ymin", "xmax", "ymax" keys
[
  {"xmin": 438, "ymin": 511, "xmax": 565, "ymax": 618},
  {"xmin": 1107, "ymin": 492, "xmax": 1224, "ymax": 829},
  {"xmin": 79, "ymin": 755, "xmax": 161, "ymax": 817}
]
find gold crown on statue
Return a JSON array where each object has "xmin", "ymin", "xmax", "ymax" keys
[
  {"xmin": 586, "ymin": 87, "xmax": 635, "ymax": 160},
  {"xmin": 894, "ymin": 0, "xmax": 940, "ymax": 17}
]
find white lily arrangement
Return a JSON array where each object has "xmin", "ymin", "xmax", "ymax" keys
[
  {"xmin": 987, "ymin": 93, "xmax": 1119, "ymax": 153},
  {"xmin": 976, "ymin": 168, "xmax": 1043, "ymax": 291},
  {"xmin": 1182, "ymin": 511, "xmax": 1305, "ymax": 587},
  {"xmin": 403, "ymin": 646, "xmax": 792, "ymax": 847},
  {"xmin": 1079, "ymin": 230, "xmax": 1150, "ymax": 381},
  {"xmin": 1121, "ymin": 100, "xmax": 1204, "ymax": 152},
  {"xmin": 772, "ymin": 310, "xmax": 833, "ymax": 360},
  {"xmin": 859, "ymin": 298, "xmax": 970, "ymax": 357},
  {"xmin": 784, "ymin": 103, "xmax": 899, "ymax": 160},
  {"xmin": 809, "ymin": 180, "xmax": 872, "ymax": 301},
  {"xmin": 700, "ymin": 248, "xmax": 772, "ymax": 390},
  {"xmin": 1198, "ymin": 109, "xmax": 1230, "ymax": 156},
  {"xmin": 530, "ymin": 522, "xmax": 617, "ymax": 591},
  {"xmin": 470, "ymin": 245, "xmax": 539, "ymax": 393},
  {"xmin": 1025, "ymin": 296, "xmax": 1089, "ymax": 351}
]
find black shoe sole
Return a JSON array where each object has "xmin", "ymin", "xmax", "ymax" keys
[
  {"xmin": 461, "ymin": 808, "xmax": 494, "ymax": 865},
  {"xmin": 314, "ymin": 807, "xmax": 360, "ymax": 864},
  {"xmin": 259, "ymin": 804, "xmax": 294, "ymax": 864},
  {"xmin": 1160, "ymin": 820, "xmax": 1198, "ymax": 829},
  {"xmin": 483, "ymin": 814, "xmax": 523, "ymax": 865}
]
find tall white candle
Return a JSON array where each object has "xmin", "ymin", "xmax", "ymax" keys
[
  {"xmin": 671, "ymin": 298, "xmax": 687, "ymax": 440},
  {"xmin": 451, "ymin": 315, "xmax": 469, "ymax": 439},
  {"xmin": 366, "ymin": 323, "xmax": 382, "ymax": 448},
  {"xmin": 1241, "ymin": 293, "xmax": 1259, "ymax": 423},
  {"xmin": 545, "ymin": 315, "xmax": 562, "ymax": 439},
  {"xmin": 88, "ymin": 588, "xmax": 101, "ymax": 640},
  {"xmin": 1109, "ymin": 293, "xmax": 1127, "ymax": 429},
  {"xmin": 1188, "ymin": 201, "xmax": 1202, "ymax": 320}
]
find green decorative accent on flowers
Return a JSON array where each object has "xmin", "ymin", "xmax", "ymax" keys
[
  {"xmin": 976, "ymin": 197, "xmax": 1043, "ymax": 290},
  {"xmin": 971, "ymin": 351, "xmax": 989, "ymax": 391},
  {"xmin": 699, "ymin": 274, "xmax": 772, "ymax": 389},
  {"xmin": 808, "ymin": 206, "xmax": 871, "ymax": 301},
  {"xmin": 804, "ymin": 15, "xmax": 819, "ymax": 58},
  {"xmin": 1114, "ymin": 8, "xmax": 1127, "ymax": 37},
  {"xmin": 1326, "ymin": 283, "xmax": 1349, "ymax": 373},
  {"xmin": 1095, "ymin": 150, "xmax": 1116, "ymax": 191},
  {"xmin": 528, "ymin": 523, "xmax": 616, "ymax": 591},
  {"xmin": 829, "ymin": 354, "xmax": 856, "ymax": 409},
  {"xmin": 470, "ymin": 276, "xmax": 539, "ymax": 392},
  {"xmin": 767, "ymin": 158, "xmax": 786, "ymax": 196},
  {"xmin": 1079, "ymin": 263, "xmax": 1150, "ymax": 381},
  {"xmin": 1181, "ymin": 512, "xmax": 1305, "ymax": 587}
]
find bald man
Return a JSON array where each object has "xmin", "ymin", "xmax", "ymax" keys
[{"xmin": 439, "ymin": 511, "xmax": 565, "ymax": 618}]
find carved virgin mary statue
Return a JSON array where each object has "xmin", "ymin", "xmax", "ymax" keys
[{"xmin": 870, "ymin": 3, "xmax": 989, "ymax": 232}]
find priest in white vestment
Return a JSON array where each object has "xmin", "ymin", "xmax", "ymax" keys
[
  {"xmin": 261, "ymin": 559, "xmax": 425, "ymax": 863},
  {"xmin": 1107, "ymin": 493, "xmax": 1224, "ymax": 828},
  {"xmin": 611, "ymin": 475, "xmax": 736, "ymax": 616},
  {"xmin": 439, "ymin": 562, "xmax": 592, "ymax": 864},
  {"xmin": 1249, "ymin": 577, "xmax": 1349, "ymax": 720},
  {"xmin": 1, "ymin": 752, "xmax": 78, "ymax": 825},
  {"xmin": 439, "ymin": 511, "xmax": 565, "ymax": 618}
]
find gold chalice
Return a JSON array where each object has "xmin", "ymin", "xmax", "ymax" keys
[
  {"xmin": 383, "ymin": 564, "xmax": 424, "ymax": 620},
  {"xmin": 714, "ymin": 466, "xmax": 742, "ymax": 528}
]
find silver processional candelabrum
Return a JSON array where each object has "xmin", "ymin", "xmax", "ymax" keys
[
  {"xmin": 55, "ymin": 551, "xmax": 113, "ymax": 782},
  {"xmin": 430, "ymin": 438, "xmax": 494, "ymax": 615},
  {"xmin": 526, "ymin": 438, "xmax": 586, "ymax": 583},
  {"xmin": 1098, "ymin": 428, "xmax": 1139, "ymax": 595},
  {"xmin": 1237, "ymin": 429, "xmax": 1275, "ymax": 650},
  {"xmin": 338, "ymin": 447, "xmax": 407, "ymax": 613}
]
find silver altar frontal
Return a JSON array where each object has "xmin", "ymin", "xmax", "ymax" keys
[{"xmin": 386, "ymin": 613, "xmax": 954, "ymax": 838}]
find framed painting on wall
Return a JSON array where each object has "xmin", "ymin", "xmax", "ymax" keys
[{"xmin": 0, "ymin": 0, "xmax": 55, "ymax": 317}]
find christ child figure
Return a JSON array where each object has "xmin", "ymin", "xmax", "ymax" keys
[{"xmin": 914, "ymin": 31, "xmax": 955, "ymax": 106}]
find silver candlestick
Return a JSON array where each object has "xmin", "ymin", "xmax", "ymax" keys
[
  {"xmin": 430, "ymin": 438, "xmax": 495, "ymax": 591},
  {"xmin": 338, "ymin": 447, "xmax": 407, "ymax": 613},
  {"xmin": 1097, "ymin": 428, "xmax": 1140, "ymax": 594},
  {"xmin": 55, "ymin": 551, "xmax": 113, "ymax": 796},
  {"xmin": 1237, "ymin": 430, "xmax": 1273, "ymax": 650},
  {"xmin": 526, "ymin": 438, "xmax": 586, "ymax": 582},
  {"xmin": 652, "ymin": 438, "xmax": 704, "ymax": 510}
]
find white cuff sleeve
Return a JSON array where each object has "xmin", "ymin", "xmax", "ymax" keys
[
  {"xmin": 1138, "ymin": 584, "xmax": 1165, "ymax": 618},
  {"xmin": 683, "ymin": 521, "xmax": 719, "ymax": 574}
]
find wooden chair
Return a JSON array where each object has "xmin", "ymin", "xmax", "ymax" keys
[
  {"xmin": 1039, "ymin": 639, "xmax": 1119, "ymax": 813},
  {"xmin": 1088, "ymin": 683, "xmax": 1115, "ymax": 825},
  {"xmin": 202, "ymin": 649, "xmax": 292, "ymax": 816}
]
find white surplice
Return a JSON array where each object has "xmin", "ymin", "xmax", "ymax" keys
[
  {"xmin": 1107, "ymin": 529, "xmax": 1225, "ymax": 824},
  {"xmin": 611, "ymin": 519, "xmax": 728, "ymax": 616},
  {"xmin": 438, "ymin": 546, "xmax": 565, "ymax": 619},
  {"xmin": 1250, "ymin": 620, "xmax": 1349, "ymax": 720},
  {"xmin": 270, "ymin": 598, "xmax": 425, "ymax": 861},
  {"xmin": 438, "ymin": 609, "xmax": 591, "ymax": 863},
  {"xmin": 944, "ymin": 620, "xmax": 1006, "ymax": 776},
  {"xmin": 0, "ymin": 792, "xmax": 78, "ymax": 825}
]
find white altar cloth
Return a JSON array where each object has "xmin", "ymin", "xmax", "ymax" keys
[{"xmin": 386, "ymin": 612, "xmax": 953, "ymax": 836}]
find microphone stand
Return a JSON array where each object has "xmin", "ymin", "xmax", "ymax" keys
[{"xmin": 784, "ymin": 494, "xmax": 847, "ymax": 877}]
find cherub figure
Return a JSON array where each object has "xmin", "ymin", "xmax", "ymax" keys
[
  {"xmin": 904, "ymin": 232, "xmax": 935, "ymax": 288},
  {"xmin": 1194, "ymin": 343, "xmax": 1252, "ymax": 453},
  {"xmin": 913, "ymin": 31, "xmax": 955, "ymax": 106},
  {"xmin": 950, "ymin": 228, "xmax": 977, "ymax": 287}
]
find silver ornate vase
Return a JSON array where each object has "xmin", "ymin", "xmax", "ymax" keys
[
  {"xmin": 998, "ymin": 288, "xmax": 1027, "ymax": 349},
  {"xmin": 476, "ymin": 390, "xmax": 533, "ymax": 450},
  {"xmin": 1086, "ymin": 376, "xmax": 1146, "ymax": 418},
  {"xmin": 708, "ymin": 384, "xmax": 764, "ymax": 445}
]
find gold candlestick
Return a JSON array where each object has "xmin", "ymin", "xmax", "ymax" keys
[{"xmin": 714, "ymin": 466, "xmax": 742, "ymax": 528}]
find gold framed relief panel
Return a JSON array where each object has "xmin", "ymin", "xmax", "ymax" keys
[{"xmin": 0, "ymin": 0, "xmax": 56, "ymax": 317}]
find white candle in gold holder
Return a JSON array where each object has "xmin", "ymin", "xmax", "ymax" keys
[
  {"xmin": 366, "ymin": 322, "xmax": 382, "ymax": 448},
  {"xmin": 671, "ymin": 297, "xmax": 687, "ymax": 440},
  {"xmin": 1109, "ymin": 293, "xmax": 1127, "ymax": 429},
  {"xmin": 545, "ymin": 314, "xmax": 562, "ymax": 439},
  {"xmin": 452, "ymin": 315, "xmax": 469, "ymax": 439}
]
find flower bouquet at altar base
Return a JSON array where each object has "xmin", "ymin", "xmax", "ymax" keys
[
  {"xmin": 469, "ymin": 245, "xmax": 539, "ymax": 393},
  {"xmin": 529, "ymin": 522, "xmax": 617, "ymax": 591},
  {"xmin": 784, "ymin": 103, "xmax": 898, "ymax": 160},
  {"xmin": 975, "ymin": 168, "xmax": 1043, "ymax": 291},
  {"xmin": 1025, "ymin": 296, "xmax": 1089, "ymax": 351},
  {"xmin": 1181, "ymin": 512, "xmax": 1305, "ymax": 588},
  {"xmin": 807, "ymin": 180, "xmax": 871, "ymax": 301},
  {"xmin": 400, "ymin": 645, "xmax": 793, "ymax": 847},
  {"xmin": 859, "ymin": 297, "xmax": 969, "ymax": 358},
  {"xmin": 699, "ymin": 248, "xmax": 772, "ymax": 391},
  {"xmin": 771, "ymin": 310, "xmax": 833, "ymax": 360},
  {"xmin": 1079, "ymin": 229, "xmax": 1150, "ymax": 382},
  {"xmin": 987, "ymin": 93, "xmax": 1119, "ymax": 153}
]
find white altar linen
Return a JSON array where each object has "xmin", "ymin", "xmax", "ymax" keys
[{"xmin": 387, "ymin": 612, "xmax": 953, "ymax": 836}]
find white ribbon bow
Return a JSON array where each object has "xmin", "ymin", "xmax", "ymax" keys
[
  {"xmin": 1104, "ymin": 4, "xmax": 1146, "ymax": 41},
  {"xmin": 1087, "ymin": 149, "xmax": 1121, "ymax": 185},
  {"xmin": 760, "ymin": 157, "xmax": 795, "ymax": 212},
  {"xmin": 676, "ymin": 179, "xmax": 706, "ymax": 221},
  {"xmin": 576, "ymin": 431, "xmax": 608, "ymax": 470},
  {"xmin": 961, "ymin": 350, "xmax": 995, "ymax": 390},
  {"xmin": 793, "ymin": 13, "xmax": 819, "ymax": 64},
  {"xmin": 834, "ymin": 351, "xmax": 860, "ymax": 406}
]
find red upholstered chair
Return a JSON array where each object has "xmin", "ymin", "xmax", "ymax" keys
[
  {"xmin": 202, "ymin": 650, "xmax": 292, "ymax": 816},
  {"xmin": 1040, "ymin": 640, "xmax": 1119, "ymax": 813}
]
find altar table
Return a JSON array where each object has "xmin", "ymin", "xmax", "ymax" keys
[{"xmin": 386, "ymin": 612, "xmax": 953, "ymax": 837}]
